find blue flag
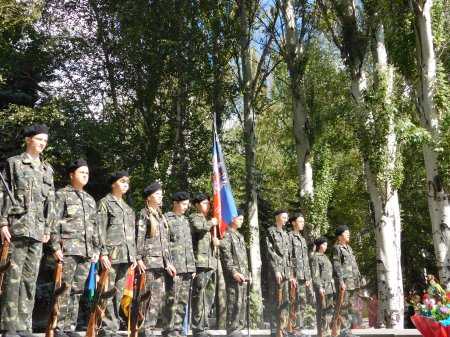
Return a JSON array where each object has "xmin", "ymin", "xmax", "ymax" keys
[
  {"xmin": 86, "ymin": 262, "xmax": 97, "ymax": 302},
  {"xmin": 212, "ymin": 130, "xmax": 238, "ymax": 237}
]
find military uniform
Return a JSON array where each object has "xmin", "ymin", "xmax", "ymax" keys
[
  {"xmin": 189, "ymin": 212, "xmax": 217, "ymax": 337},
  {"xmin": 265, "ymin": 226, "xmax": 292, "ymax": 337},
  {"xmin": 332, "ymin": 243, "xmax": 361, "ymax": 337},
  {"xmin": 163, "ymin": 211, "xmax": 196, "ymax": 337},
  {"xmin": 0, "ymin": 152, "xmax": 55, "ymax": 332},
  {"xmin": 289, "ymin": 231, "xmax": 312, "ymax": 330},
  {"xmin": 50, "ymin": 185, "xmax": 99, "ymax": 332},
  {"xmin": 311, "ymin": 252, "xmax": 335, "ymax": 337},
  {"xmin": 220, "ymin": 228, "xmax": 249, "ymax": 337},
  {"xmin": 97, "ymin": 193, "xmax": 136, "ymax": 334},
  {"xmin": 135, "ymin": 206, "xmax": 171, "ymax": 333}
]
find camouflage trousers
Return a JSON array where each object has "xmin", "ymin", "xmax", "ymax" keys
[
  {"xmin": 288, "ymin": 280, "xmax": 310, "ymax": 330},
  {"xmin": 141, "ymin": 268, "xmax": 165, "ymax": 330},
  {"xmin": 0, "ymin": 237, "xmax": 42, "ymax": 332},
  {"xmin": 225, "ymin": 277, "xmax": 248, "ymax": 337},
  {"xmin": 163, "ymin": 273, "xmax": 193, "ymax": 337},
  {"xmin": 334, "ymin": 289, "xmax": 356, "ymax": 336},
  {"xmin": 191, "ymin": 269, "xmax": 216, "ymax": 336},
  {"xmin": 57, "ymin": 255, "xmax": 90, "ymax": 331},
  {"xmin": 268, "ymin": 277, "xmax": 289, "ymax": 337},
  {"xmin": 102, "ymin": 263, "xmax": 129, "ymax": 333},
  {"xmin": 315, "ymin": 291, "xmax": 335, "ymax": 337}
]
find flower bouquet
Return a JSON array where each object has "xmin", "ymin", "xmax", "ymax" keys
[{"xmin": 410, "ymin": 275, "xmax": 450, "ymax": 337}]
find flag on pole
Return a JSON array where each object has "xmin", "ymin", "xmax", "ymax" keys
[
  {"xmin": 212, "ymin": 128, "xmax": 238, "ymax": 237},
  {"xmin": 86, "ymin": 262, "xmax": 97, "ymax": 303}
]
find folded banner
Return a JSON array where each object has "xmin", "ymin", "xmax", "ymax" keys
[
  {"xmin": 120, "ymin": 267, "xmax": 135, "ymax": 318},
  {"xmin": 212, "ymin": 128, "xmax": 238, "ymax": 238},
  {"xmin": 86, "ymin": 262, "xmax": 97, "ymax": 303}
]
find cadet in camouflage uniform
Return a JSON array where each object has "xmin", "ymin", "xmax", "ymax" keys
[
  {"xmin": 189, "ymin": 193, "xmax": 220, "ymax": 337},
  {"xmin": 50, "ymin": 159, "xmax": 100, "ymax": 337},
  {"xmin": 220, "ymin": 210, "xmax": 250, "ymax": 337},
  {"xmin": 332, "ymin": 225, "xmax": 362, "ymax": 337},
  {"xmin": 265, "ymin": 210, "xmax": 294, "ymax": 337},
  {"xmin": 288, "ymin": 212, "xmax": 312, "ymax": 334},
  {"xmin": 135, "ymin": 182, "xmax": 176, "ymax": 337},
  {"xmin": 0, "ymin": 124, "xmax": 55, "ymax": 337},
  {"xmin": 163, "ymin": 192, "xmax": 196, "ymax": 337},
  {"xmin": 97, "ymin": 171, "xmax": 137, "ymax": 337},
  {"xmin": 311, "ymin": 237, "xmax": 335, "ymax": 337}
]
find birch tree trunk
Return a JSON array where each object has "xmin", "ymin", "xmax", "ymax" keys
[
  {"xmin": 365, "ymin": 24, "xmax": 404, "ymax": 328},
  {"xmin": 280, "ymin": 0, "xmax": 314, "ymax": 200},
  {"xmin": 346, "ymin": 20, "xmax": 404, "ymax": 328},
  {"xmin": 238, "ymin": 0, "xmax": 263, "ymax": 324},
  {"xmin": 412, "ymin": 0, "xmax": 450, "ymax": 288}
]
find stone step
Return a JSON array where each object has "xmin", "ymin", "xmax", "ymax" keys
[{"xmin": 33, "ymin": 329, "xmax": 422, "ymax": 337}]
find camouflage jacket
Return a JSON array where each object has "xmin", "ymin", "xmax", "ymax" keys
[
  {"xmin": 265, "ymin": 226, "xmax": 292, "ymax": 278},
  {"xmin": 311, "ymin": 252, "xmax": 335, "ymax": 295},
  {"xmin": 136, "ymin": 206, "xmax": 171, "ymax": 270},
  {"xmin": 165, "ymin": 211, "xmax": 196, "ymax": 274},
  {"xmin": 50, "ymin": 185, "xmax": 99, "ymax": 258},
  {"xmin": 220, "ymin": 229, "xmax": 249, "ymax": 281},
  {"xmin": 0, "ymin": 152, "xmax": 55, "ymax": 241},
  {"xmin": 289, "ymin": 231, "xmax": 311, "ymax": 282},
  {"xmin": 189, "ymin": 212, "xmax": 217, "ymax": 270},
  {"xmin": 332, "ymin": 243, "xmax": 361, "ymax": 291},
  {"xmin": 97, "ymin": 193, "xmax": 136, "ymax": 264}
]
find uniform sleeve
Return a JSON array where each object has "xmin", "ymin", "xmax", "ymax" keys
[
  {"xmin": 219, "ymin": 235, "xmax": 238, "ymax": 278},
  {"xmin": 304, "ymin": 241, "xmax": 312, "ymax": 282},
  {"xmin": 91, "ymin": 200, "xmax": 100, "ymax": 257},
  {"xmin": 190, "ymin": 214, "xmax": 213, "ymax": 234},
  {"xmin": 265, "ymin": 230, "xmax": 281, "ymax": 274},
  {"xmin": 332, "ymin": 245, "xmax": 344, "ymax": 284},
  {"xmin": 135, "ymin": 211, "xmax": 146, "ymax": 261},
  {"xmin": 162, "ymin": 216, "xmax": 172, "ymax": 267},
  {"xmin": 311, "ymin": 255, "xmax": 323, "ymax": 290},
  {"xmin": 97, "ymin": 200, "xmax": 109, "ymax": 256},
  {"xmin": 0, "ymin": 161, "xmax": 13, "ymax": 227},
  {"xmin": 49, "ymin": 190, "xmax": 66, "ymax": 252},
  {"xmin": 43, "ymin": 167, "xmax": 56, "ymax": 236},
  {"xmin": 129, "ymin": 209, "xmax": 137, "ymax": 260}
]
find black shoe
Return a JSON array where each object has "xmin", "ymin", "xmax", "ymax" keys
[
  {"xmin": 16, "ymin": 331, "xmax": 34, "ymax": 337},
  {"xmin": 2, "ymin": 331, "xmax": 20, "ymax": 337},
  {"xmin": 65, "ymin": 332, "xmax": 82, "ymax": 337}
]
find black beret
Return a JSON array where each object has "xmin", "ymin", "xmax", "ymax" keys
[
  {"xmin": 314, "ymin": 236, "xmax": 327, "ymax": 249},
  {"xmin": 172, "ymin": 191, "xmax": 190, "ymax": 202},
  {"xmin": 274, "ymin": 209, "xmax": 288, "ymax": 216},
  {"xmin": 143, "ymin": 181, "xmax": 162, "ymax": 198},
  {"xmin": 23, "ymin": 124, "xmax": 49, "ymax": 137},
  {"xmin": 289, "ymin": 212, "xmax": 304, "ymax": 223},
  {"xmin": 192, "ymin": 193, "xmax": 210, "ymax": 204},
  {"xmin": 335, "ymin": 225, "xmax": 349, "ymax": 237},
  {"xmin": 108, "ymin": 170, "xmax": 129, "ymax": 185},
  {"xmin": 67, "ymin": 159, "xmax": 88, "ymax": 173}
]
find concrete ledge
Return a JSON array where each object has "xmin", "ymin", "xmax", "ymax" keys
[{"xmin": 34, "ymin": 329, "xmax": 422, "ymax": 337}]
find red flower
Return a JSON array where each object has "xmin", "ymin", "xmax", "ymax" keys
[
  {"xmin": 423, "ymin": 293, "xmax": 430, "ymax": 301},
  {"xmin": 446, "ymin": 292, "xmax": 450, "ymax": 301}
]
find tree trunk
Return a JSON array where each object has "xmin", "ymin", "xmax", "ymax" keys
[
  {"xmin": 412, "ymin": 0, "xmax": 450, "ymax": 287},
  {"xmin": 352, "ymin": 24, "xmax": 404, "ymax": 328},
  {"xmin": 280, "ymin": 0, "xmax": 314, "ymax": 200},
  {"xmin": 238, "ymin": 0, "xmax": 263, "ymax": 325}
]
